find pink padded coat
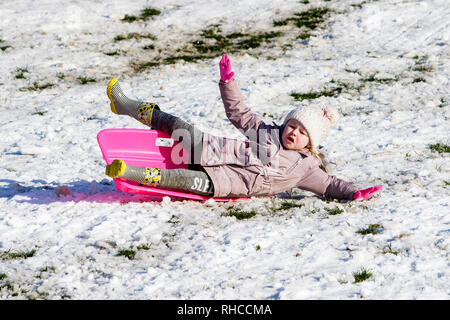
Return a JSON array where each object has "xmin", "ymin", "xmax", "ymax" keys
[{"xmin": 200, "ymin": 79, "xmax": 357, "ymax": 199}]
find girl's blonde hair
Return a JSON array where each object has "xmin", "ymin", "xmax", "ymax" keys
[{"xmin": 307, "ymin": 146, "xmax": 329, "ymax": 173}]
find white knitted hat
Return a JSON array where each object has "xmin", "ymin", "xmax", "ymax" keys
[{"xmin": 283, "ymin": 105, "xmax": 339, "ymax": 150}]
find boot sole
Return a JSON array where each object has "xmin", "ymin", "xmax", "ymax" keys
[
  {"xmin": 106, "ymin": 78, "xmax": 119, "ymax": 114},
  {"xmin": 106, "ymin": 159, "xmax": 126, "ymax": 178}
]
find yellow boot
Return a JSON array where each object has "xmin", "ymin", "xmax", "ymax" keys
[
  {"xmin": 105, "ymin": 159, "xmax": 127, "ymax": 178},
  {"xmin": 106, "ymin": 78, "xmax": 159, "ymax": 125},
  {"xmin": 105, "ymin": 159, "xmax": 161, "ymax": 185}
]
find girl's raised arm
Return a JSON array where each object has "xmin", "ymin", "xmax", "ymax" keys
[{"xmin": 218, "ymin": 54, "xmax": 274, "ymax": 134}]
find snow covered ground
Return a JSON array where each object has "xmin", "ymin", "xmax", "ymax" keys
[{"xmin": 0, "ymin": 0, "xmax": 448, "ymax": 299}]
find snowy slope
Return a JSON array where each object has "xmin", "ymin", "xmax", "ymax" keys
[{"xmin": 0, "ymin": 0, "xmax": 449, "ymax": 299}]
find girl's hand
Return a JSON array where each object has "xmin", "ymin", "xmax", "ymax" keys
[
  {"xmin": 352, "ymin": 185, "xmax": 382, "ymax": 200},
  {"xmin": 219, "ymin": 54, "xmax": 235, "ymax": 83}
]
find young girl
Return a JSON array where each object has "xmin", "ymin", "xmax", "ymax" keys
[{"xmin": 105, "ymin": 54, "xmax": 382, "ymax": 201}]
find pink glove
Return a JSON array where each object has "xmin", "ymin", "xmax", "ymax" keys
[
  {"xmin": 352, "ymin": 185, "xmax": 382, "ymax": 200},
  {"xmin": 219, "ymin": 54, "xmax": 235, "ymax": 83}
]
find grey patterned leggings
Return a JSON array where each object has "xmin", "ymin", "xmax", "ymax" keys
[{"xmin": 149, "ymin": 109, "xmax": 214, "ymax": 196}]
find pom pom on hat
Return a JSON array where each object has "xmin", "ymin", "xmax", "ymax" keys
[{"xmin": 283, "ymin": 105, "xmax": 339, "ymax": 150}]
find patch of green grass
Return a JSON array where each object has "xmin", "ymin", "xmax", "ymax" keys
[
  {"xmin": 273, "ymin": 7, "xmax": 332, "ymax": 40},
  {"xmin": 15, "ymin": 68, "xmax": 29, "ymax": 79},
  {"xmin": 411, "ymin": 62, "xmax": 433, "ymax": 72},
  {"xmin": 262, "ymin": 112, "xmax": 276, "ymax": 119},
  {"xmin": 353, "ymin": 268, "xmax": 373, "ymax": 283},
  {"xmin": 78, "ymin": 77, "xmax": 96, "ymax": 85},
  {"xmin": 140, "ymin": 8, "xmax": 161, "ymax": 20},
  {"xmin": 32, "ymin": 110, "xmax": 47, "ymax": 116},
  {"xmin": 195, "ymin": 26, "xmax": 281, "ymax": 53},
  {"xmin": 412, "ymin": 77, "xmax": 426, "ymax": 83},
  {"xmin": 291, "ymin": 72, "xmax": 402, "ymax": 101},
  {"xmin": 351, "ymin": 1, "xmax": 373, "ymax": 9},
  {"xmin": 324, "ymin": 206, "xmax": 344, "ymax": 215},
  {"xmin": 382, "ymin": 243, "xmax": 399, "ymax": 256},
  {"xmin": 104, "ymin": 50, "xmax": 122, "ymax": 56},
  {"xmin": 273, "ymin": 200, "xmax": 304, "ymax": 212},
  {"xmin": 361, "ymin": 74, "xmax": 399, "ymax": 84},
  {"xmin": 297, "ymin": 32, "xmax": 311, "ymax": 40},
  {"xmin": 0, "ymin": 39, "xmax": 11, "ymax": 51},
  {"xmin": 39, "ymin": 266, "xmax": 55, "ymax": 273},
  {"xmin": 133, "ymin": 25, "xmax": 283, "ymax": 71},
  {"xmin": 131, "ymin": 60, "xmax": 162, "ymax": 72},
  {"xmin": 116, "ymin": 243, "xmax": 152, "ymax": 260},
  {"xmin": 114, "ymin": 35, "xmax": 128, "ymax": 42},
  {"xmin": 293, "ymin": 7, "xmax": 331, "ymax": 29},
  {"xmin": 200, "ymin": 24, "xmax": 222, "ymax": 38},
  {"xmin": 25, "ymin": 82, "xmax": 54, "ymax": 91},
  {"xmin": 356, "ymin": 224, "xmax": 383, "ymax": 235},
  {"xmin": 167, "ymin": 215, "xmax": 180, "ymax": 224},
  {"xmin": 117, "ymin": 248, "xmax": 136, "ymax": 260},
  {"xmin": 0, "ymin": 281, "xmax": 14, "ymax": 291},
  {"xmin": 412, "ymin": 65, "xmax": 432, "ymax": 72},
  {"xmin": 235, "ymin": 31, "xmax": 282, "ymax": 50},
  {"xmin": 125, "ymin": 6, "xmax": 333, "ymax": 73},
  {"xmin": 291, "ymin": 87, "xmax": 342, "ymax": 100},
  {"xmin": 121, "ymin": 7, "xmax": 161, "ymax": 23},
  {"xmin": 226, "ymin": 207, "xmax": 257, "ymax": 220},
  {"xmin": 121, "ymin": 14, "xmax": 138, "ymax": 23},
  {"xmin": 273, "ymin": 19, "xmax": 289, "ymax": 27},
  {"xmin": 192, "ymin": 40, "xmax": 228, "ymax": 55},
  {"xmin": 136, "ymin": 244, "xmax": 151, "ymax": 251},
  {"xmin": 0, "ymin": 273, "xmax": 7, "ymax": 280},
  {"xmin": 36, "ymin": 266, "xmax": 56, "ymax": 279},
  {"xmin": 429, "ymin": 143, "xmax": 450, "ymax": 154},
  {"xmin": 142, "ymin": 44, "xmax": 155, "ymax": 50},
  {"xmin": 165, "ymin": 54, "xmax": 214, "ymax": 64},
  {"xmin": 411, "ymin": 55, "xmax": 433, "ymax": 72},
  {"xmin": 114, "ymin": 32, "xmax": 157, "ymax": 42},
  {"xmin": 0, "ymin": 249, "xmax": 36, "ymax": 260}
]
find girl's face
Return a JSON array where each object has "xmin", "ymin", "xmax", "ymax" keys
[{"xmin": 282, "ymin": 119, "xmax": 310, "ymax": 150}]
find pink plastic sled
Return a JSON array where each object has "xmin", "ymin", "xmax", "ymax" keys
[{"xmin": 97, "ymin": 128, "xmax": 247, "ymax": 202}]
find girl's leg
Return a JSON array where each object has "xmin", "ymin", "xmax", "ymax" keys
[
  {"xmin": 107, "ymin": 78, "xmax": 160, "ymax": 121},
  {"xmin": 107, "ymin": 78, "xmax": 203, "ymax": 164},
  {"xmin": 151, "ymin": 109, "xmax": 203, "ymax": 165},
  {"xmin": 106, "ymin": 159, "xmax": 214, "ymax": 196}
]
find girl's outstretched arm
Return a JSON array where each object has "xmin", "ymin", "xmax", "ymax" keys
[
  {"xmin": 296, "ymin": 163, "xmax": 358, "ymax": 200},
  {"xmin": 218, "ymin": 54, "xmax": 272, "ymax": 134},
  {"xmin": 297, "ymin": 163, "xmax": 382, "ymax": 201}
]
